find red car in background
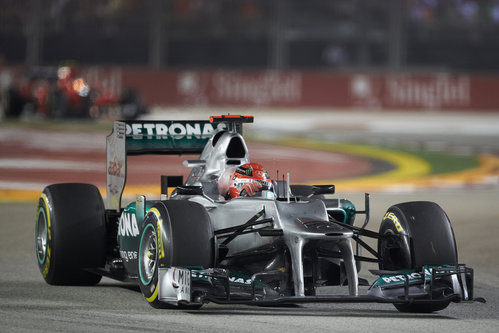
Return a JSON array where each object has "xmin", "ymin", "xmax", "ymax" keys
[{"xmin": 3, "ymin": 65, "xmax": 146, "ymax": 120}]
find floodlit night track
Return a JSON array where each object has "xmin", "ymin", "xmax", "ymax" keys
[{"xmin": 1, "ymin": 111, "xmax": 498, "ymax": 331}]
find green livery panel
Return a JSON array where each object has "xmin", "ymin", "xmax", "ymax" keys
[{"xmin": 117, "ymin": 201, "xmax": 157, "ymax": 276}]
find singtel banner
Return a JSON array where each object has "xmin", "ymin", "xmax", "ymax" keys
[{"xmin": 4, "ymin": 65, "xmax": 498, "ymax": 111}]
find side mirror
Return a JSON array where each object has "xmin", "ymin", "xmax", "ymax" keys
[
  {"xmin": 175, "ymin": 185, "xmax": 204, "ymax": 196},
  {"xmin": 311, "ymin": 185, "xmax": 335, "ymax": 196}
]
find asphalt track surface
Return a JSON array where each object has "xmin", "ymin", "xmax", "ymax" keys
[{"xmin": 1, "ymin": 189, "xmax": 498, "ymax": 332}]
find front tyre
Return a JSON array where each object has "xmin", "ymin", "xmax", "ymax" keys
[
  {"xmin": 137, "ymin": 219, "xmax": 166, "ymax": 308},
  {"xmin": 378, "ymin": 201, "xmax": 457, "ymax": 313},
  {"xmin": 137, "ymin": 201, "xmax": 214, "ymax": 309}
]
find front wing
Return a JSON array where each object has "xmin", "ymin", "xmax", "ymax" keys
[{"xmin": 156, "ymin": 264, "xmax": 484, "ymax": 307}]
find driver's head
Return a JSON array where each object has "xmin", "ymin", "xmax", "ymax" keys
[{"xmin": 228, "ymin": 163, "xmax": 274, "ymax": 199}]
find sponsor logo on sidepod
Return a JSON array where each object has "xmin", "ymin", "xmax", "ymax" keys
[{"xmin": 118, "ymin": 213, "xmax": 140, "ymax": 237}]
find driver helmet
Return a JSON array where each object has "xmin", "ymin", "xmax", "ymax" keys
[{"xmin": 228, "ymin": 163, "xmax": 274, "ymax": 199}]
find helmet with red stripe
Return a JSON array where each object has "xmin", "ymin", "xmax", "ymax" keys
[{"xmin": 228, "ymin": 163, "xmax": 274, "ymax": 199}]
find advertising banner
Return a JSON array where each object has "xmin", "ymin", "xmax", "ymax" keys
[{"xmin": 4, "ymin": 65, "xmax": 499, "ymax": 111}]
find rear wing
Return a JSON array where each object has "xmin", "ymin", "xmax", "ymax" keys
[{"xmin": 106, "ymin": 117, "xmax": 253, "ymax": 210}]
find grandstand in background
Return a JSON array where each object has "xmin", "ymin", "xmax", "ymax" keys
[{"xmin": 1, "ymin": 0, "xmax": 499, "ymax": 71}]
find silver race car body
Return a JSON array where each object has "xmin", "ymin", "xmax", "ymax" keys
[{"xmin": 36, "ymin": 115, "xmax": 483, "ymax": 313}]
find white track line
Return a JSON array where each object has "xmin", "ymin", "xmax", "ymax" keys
[
  {"xmin": 0, "ymin": 181, "xmax": 48, "ymax": 190},
  {"xmin": 0, "ymin": 158, "xmax": 103, "ymax": 171}
]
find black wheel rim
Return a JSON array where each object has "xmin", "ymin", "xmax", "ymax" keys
[{"xmin": 35, "ymin": 207, "xmax": 48, "ymax": 265}]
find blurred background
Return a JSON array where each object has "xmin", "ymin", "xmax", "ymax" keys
[
  {"xmin": 3, "ymin": 0, "xmax": 499, "ymax": 70},
  {"xmin": 2, "ymin": 0, "xmax": 499, "ymax": 115},
  {"xmin": 1, "ymin": 0, "xmax": 499, "ymax": 199}
]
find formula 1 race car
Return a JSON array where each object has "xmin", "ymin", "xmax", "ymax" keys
[{"xmin": 35, "ymin": 115, "xmax": 483, "ymax": 313}]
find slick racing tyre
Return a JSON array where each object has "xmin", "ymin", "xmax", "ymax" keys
[
  {"xmin": 137, "ymin": 200, "xmax": 214, "ymax": 309},
  {"xmin": 378, "ymin": 201, "xmax": 458, "ymax": 313},
  {"xmin": 35, "ymin": 183, "xmax": 106, "ymax": 285}
]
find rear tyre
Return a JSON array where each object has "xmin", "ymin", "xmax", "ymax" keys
[
  {"xmin": 35, "ymin": 183, "xmax": 106, "ymax": 285},
  {"xmin": 137, "ymin": 201, "xmax": 214, "ymax": 309},
  {"xmin": 378, "ymin": 201, "xmax": 457, "ymax": 313}
]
